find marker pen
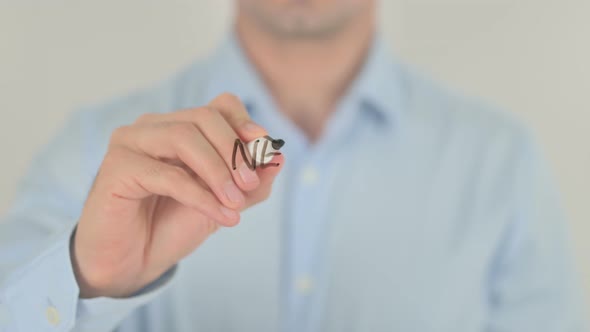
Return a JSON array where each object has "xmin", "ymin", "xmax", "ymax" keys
[{"xmin": 246, "ymin": 135, "xmax": 285, "ymax": 165}]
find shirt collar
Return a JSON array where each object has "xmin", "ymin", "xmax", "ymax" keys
[
  {"xmin": 204, "ymin": 32, "xmax": 403, "ymax": 124},
  {"xmin": 343, "ymin": 33, "xmax": 403, "ymax": 125}
]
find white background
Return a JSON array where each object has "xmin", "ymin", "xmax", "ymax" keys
[{"xmin": 1, "ymin": 0, "xmax": 588, "ymax": 313}]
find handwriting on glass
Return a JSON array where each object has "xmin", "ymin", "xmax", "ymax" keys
[{"xmin": 232, "ymin": 138, "xmax": 281, "ymax": 170}]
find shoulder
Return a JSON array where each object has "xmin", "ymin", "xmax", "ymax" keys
[
  {"xmin": 393, "ymin": 63, "xmax": 546, "ymax": 205},
  {"xmin": 57, "ymin": 56, "xmax": 215, "ymax": 168},
  {"xmin": 397, "ymin": 64, "xmax": 534, "ymax": 157},
  {"xmin": 85, "ymin": 59, "xmax": 213, "ymax": 132}
]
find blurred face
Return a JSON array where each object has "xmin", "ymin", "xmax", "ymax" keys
[{"xmin": 237, "ymin": 0, "xmax": 374, "ymax": 39}]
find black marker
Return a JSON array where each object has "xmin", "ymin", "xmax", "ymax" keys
[{"xmin": 246, "ymin": 135, "xmax": 284, "ymax": 165}]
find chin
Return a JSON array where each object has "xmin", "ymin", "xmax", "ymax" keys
[{"xmin": 241, "ymin": 0, "xmax": 369, "ymax": 39}]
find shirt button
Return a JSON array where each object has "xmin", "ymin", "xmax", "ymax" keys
[
  {"xmin": 46, "ymin": 306, "xmax": 60, "ymax": 326},
  {"xmin": 301, "ymin": 166, "xmax": 319, "ymax": 185},
  {"xmin": 295, "ymin": 276, "xmax": 314, "ymax": 295}
]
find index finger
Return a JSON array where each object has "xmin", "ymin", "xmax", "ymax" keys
[{"xmin": 207, "ymin": 93, "xmax": 267, "ymax": 142}]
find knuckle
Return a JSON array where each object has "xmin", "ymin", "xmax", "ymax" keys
[
  {"xmin": 213, "ymin": 92, "xmax": 247, "ymax": 119},
  {"xmin": 135, "ymin": 112, "xmax": 158, "ymax": 124},
  {"xmin": 96, "ymin": 151, "xmax": 128, "ymax": 191},
  {"xmin": 218, "ymin": 92, "xmax": 241, "ymax": 106},
  {"xmin": 109, "ymin": 125, "xmax": 131, "ymax": 145},
  {"xmin": 102, "ymin": 146, "xmax": 127, "ymax": 167}
]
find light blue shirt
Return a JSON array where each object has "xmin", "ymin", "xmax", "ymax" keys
[{"xmin": 0, "ymin": 33, "xmax": 587, "ymax": 332}]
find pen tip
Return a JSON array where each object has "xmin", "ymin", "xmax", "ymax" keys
[{"xmin": 272, "ymin": 139, "xmax": 285, "ymax": 150}]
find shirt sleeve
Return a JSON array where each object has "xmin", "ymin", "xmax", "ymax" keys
[
  {"xmin": 0, "ymin": 109, "xmax": 175, "ymax": 332},
  {"xmin": 485, "ymin": 128, "xmax": 588, "ymax": 331}
]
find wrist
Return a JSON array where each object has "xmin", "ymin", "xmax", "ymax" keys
[
  {"xmin": 69, "ymin": 225, "xmax": 98, "ymax": 298},
  {"xmin": 69, "ymin": 226, "xmax": 125, "ymax": 298}
]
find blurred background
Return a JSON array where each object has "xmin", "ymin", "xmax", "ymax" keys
[{"xmin": 0, "ymin": 0, "xmax": 588, "ymax": 313}]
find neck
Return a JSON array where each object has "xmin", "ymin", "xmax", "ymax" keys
[{"xmin": 235, "ymin": 9, "xmax": 375, "ymax": 142}]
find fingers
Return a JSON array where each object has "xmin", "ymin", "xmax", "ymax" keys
[
  {"xmin": 135, "ymin": 106, "xmax": 262, "ymax": 192},
  {"xmin": 207, "ymin": 93, "xmax": 267, "ymax": 142},
  {"xmin": 244, "ymin": 153, "xmax": 285, "ymax": 207},
  {"xmin": 191, "ymin": 108, "xmax": 261, "ymax": 191},
  {"xmin": 103, "ymin": 147, "xmax": 240, "ymax": 227},
  {"xmin": 108, "ymin": 93, "xmax": 284, "ymax": 215},
  {"xmin": 109, "ymin": 123, "xmax": 246, "ymax": 211},
  {"xmin": 133, "ymin": 93, "xmax": 275, "ymax": 193}
]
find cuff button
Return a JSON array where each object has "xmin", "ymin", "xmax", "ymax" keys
[{"xmin": 46, "ymin": 306, "xmax": 60, "ymax": 326}]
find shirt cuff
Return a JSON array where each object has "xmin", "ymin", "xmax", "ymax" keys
[
  {"xmin": 74, "ymin": 264, "xmax": 177, "ymax": 331},
  {"xmin": 0, "ymin": 226, "xmax": 177, "ymax": 332},
  {"xmin": 1, "ymin": 227, "xmax": 80, "ymax": 331}
]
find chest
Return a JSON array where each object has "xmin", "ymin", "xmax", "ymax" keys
[{"xmin": 131, "ymin": 133, "xmax": 505, "ymax": 332}]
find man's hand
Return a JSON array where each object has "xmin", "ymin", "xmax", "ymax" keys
[{"xmin": 71, "ymin": 93, "xmax": 284, "ymax": 298}]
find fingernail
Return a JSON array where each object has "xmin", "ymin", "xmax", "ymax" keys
[
  {"xmin": 224, "ymin": 181, "xmax": 245, "ymax": 204},
  {"xmin": 242, "ymin": 121, "xmax": 264, "ymax": 134},
  {"xmin": 220, "ymin": 206, "xmax": 239, "ymax": 219},
  {"xmin": 239, "ymin": 163, "xmax": 259, "ymax": 185}
]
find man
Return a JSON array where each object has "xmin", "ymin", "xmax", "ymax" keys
[{"xmin": 0, "ymin": 0, "xmax": 586, "ymax": 331}]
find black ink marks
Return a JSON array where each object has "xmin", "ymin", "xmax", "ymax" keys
[{"xmin": 232, "ymin": 138, "xmax": 282, "ymax": 170}]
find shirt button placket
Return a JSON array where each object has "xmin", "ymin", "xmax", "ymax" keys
[
  {"xmin": 45, "ymin": 299, "xmax": 61, "ymax": 327},
  {"xmin": 288, "ymin": 160, "xmax": 322, "ymax": 331},
  {"xmin": 301, "ymin": 165, "xmax": 319, "ymax": 186},
  {"xmin": 295, "ymin": 275, "xmax": 314, "ymax": 295}
]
